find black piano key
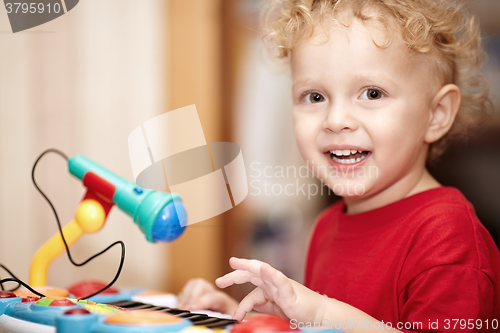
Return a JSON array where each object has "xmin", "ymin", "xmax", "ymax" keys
[
  {"xmin": 191, "ymin": 317, "xmax": 222, "ymax": 325},
  {"xmin": 143, "ymin": 306, "xmax": 169, "ymax": 311},
  {"xmin": 204, "ymin": 319, "xmax": 239, "ymax": 329},
  {"xmin": 157, "ymin": 308, "xmax": 191, "ymax": 315},
  {"xmin": 107, "ymin": 300, "xmax": 146, "ymax": 308},
  {"xmin": 182, "ymin": 314, "xmax": 210, "ymax": 322},
  {"xmin": 176, "ymin": 312, "xmax": 198, "ymax": 318}
]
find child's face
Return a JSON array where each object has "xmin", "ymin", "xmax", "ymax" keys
[{"xmin": 291, "ymin": 18, "xmax": 439, "ymax": 204}]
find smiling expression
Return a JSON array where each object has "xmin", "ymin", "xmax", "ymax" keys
[{"xmin": 291, "ymin": 18, "xmax": 441, "ymax": 208}]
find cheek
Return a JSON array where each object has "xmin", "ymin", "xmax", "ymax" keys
[
  {"xmin": 292, "ymin": 112, "xmax": 316, "ymax": 151},
  {"xmin": 368, "ymin": 102, "xmax": 430, "ymax": 166},
  {"xmin": 371, "ymin": 102, "xmax": 429, "ymax": 144},
  {"xmin": 293, "ymin": 127, "xmax": 311, "ymax": 162}
]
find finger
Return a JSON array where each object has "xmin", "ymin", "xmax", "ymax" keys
[
  {"xmin": 178, "ymin": 279, "xmax": 206, "ymax": 299},
  {"xmin": 230, "ymin": 258, "xmax": 283, "ymax": 287},
  {"xmin": 189, "ymin": 279, "xmax": 213, "ymax": 299},
  {"xmin": 216, "ymin": 270, "xmax": 264, "ymax": 289},
  {"xmin": 184, "ymin": 292, "xmax": 219, "ymax": 311},
  {"xmin": 229, "ymin": 257, "xmax": 267, "ymax": 275},
  {"xmin": 248, "ymin": 292, "xmax": 287, "ymax": 318},
  {"xmin": 234, "ymin": 288, "xmax": 289, "ymax": 321},
  {"xmin": 232, "ymin": 288, "xmax": 268, "ymax": 321},
  {"xmin": 260, "ymin": 262, "xmax": 287, "ymax": 286},
  {"xmin": 229, "ymin": 261, "xmax": 286, "ymax": 302},
  {"xmin": 260, "ymin": 263, "xmax": 295, "ymax": 304},
  {"xmin": 185, "ymin": 292, "xmax": 234, "ymax": 314},
  {"xmin": 177, "ymin": 279, "xmax": 213, "ymax": 307},
  {"xmin": 178, "ymin": 279, "xmax": 199, "ymax": 306}
]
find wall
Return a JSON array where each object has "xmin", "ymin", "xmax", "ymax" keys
[{"xmin": 0, "ymin": 0, "xmax": 170, "ymax": 291}]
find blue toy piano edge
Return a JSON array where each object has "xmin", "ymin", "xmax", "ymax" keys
[{"xmin": 1, "ymin": 293, "xmax": 343, "ymax": 333}]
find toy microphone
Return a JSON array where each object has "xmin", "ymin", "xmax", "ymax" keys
[
  {"xmin": 29, "ymin": 153, "xmax": 187, "ymax": 287},
  {"xmin": 68, "ymin": 155, "xmax": 187, "ymax": 243}
]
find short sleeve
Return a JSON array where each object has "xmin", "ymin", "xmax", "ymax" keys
[{"xmin": 398, "ymin": 265, "xmax": 496, "ymax": 332}]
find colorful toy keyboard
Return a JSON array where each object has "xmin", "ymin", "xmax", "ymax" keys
[
  {"xmin": 0, "ymin": 288, "xmax": 342, "ymax": 333},
  {"xmin": 0, "ymin": 287, "xmax": 242, "ymax": 333}
]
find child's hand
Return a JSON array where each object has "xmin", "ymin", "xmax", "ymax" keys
[
  {"xmin": 215, "ymin": 257, "xmax": 327, "ymax": 322},
  {"xmin": 177, "ymin": 278, "xmax": 239, "ymax": 315}
]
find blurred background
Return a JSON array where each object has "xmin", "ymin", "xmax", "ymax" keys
[{"xmin": 0, "ymin": 0, "xmax": 498, "ymax": 303}]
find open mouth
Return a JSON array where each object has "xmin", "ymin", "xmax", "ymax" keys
[{"xmin": 329, "ymin": 149, "xmax": 369, "ymax": 164}]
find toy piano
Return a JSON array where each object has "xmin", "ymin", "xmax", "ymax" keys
[{"xmin": 0, "ymin": 284, "xmax": 238, "ymax": 333}]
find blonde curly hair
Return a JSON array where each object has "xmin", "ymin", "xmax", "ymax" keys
[{"xmin": 262, "ymin": 0, "xmax": 491, "ymax": 159}]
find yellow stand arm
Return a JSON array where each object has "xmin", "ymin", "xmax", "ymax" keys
[{"xmin": 29, "ymin": 199, "xmax": 106, "ymax": 287}]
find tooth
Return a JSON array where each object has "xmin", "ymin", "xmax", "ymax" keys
[
  {"xmin": 358, "ymin": 150, "xmax": 362, "ymax": 153},
  {"xmin": 335, "ymin": 150, "xmax": 343, "ymax": 156},
  {"xmin": 355, "ymin": 157, "xmax": 361, "ymax": 162},
  {"xmin": 350, "ymin": 158, "xmax": 355, "ymax": 163},
  {"xmin": 350, "ymin": 149, "xmax": 357, "ymax": 154},
  {"xmin": 342, "ymin": 149, "xmax": 350, "ymax": 156}
]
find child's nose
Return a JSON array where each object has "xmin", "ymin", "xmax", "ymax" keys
[{"xmin": 322, "ymin": 102, "xmax": 358, "ymax": 133}]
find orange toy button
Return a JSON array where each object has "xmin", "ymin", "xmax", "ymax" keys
[
  {"xmin": 105, "ymin": 310, "xmax": 182, "ymax": 326},
  {"xmin": 14, "ymin": 286, "xmax": 69, "ymax": 298},
  {"xmin": 134, "ymin": 290, "xmax": 173, "ymax": 297}
]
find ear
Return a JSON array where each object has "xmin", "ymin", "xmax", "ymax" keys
[{"xmin": 424, "ymin": 83, "xmax": 461, "ymax": 144}]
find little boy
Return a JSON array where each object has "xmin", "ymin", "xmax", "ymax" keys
[{"xmin": 177, "ymin": 0, "xmax": 500, "ymax": 331}]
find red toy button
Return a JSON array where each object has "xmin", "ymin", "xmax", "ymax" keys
[
  {"xmin": 50, "ymin": 299, "xmax": 76, "ymax": 307},
  {"xmin": 231, "ymin": 315, "xmax": 297, "ymax": 333},
  {"xmin": 67, "ymin": 280, "xmax": 119, "ymax": 299},
  {"xmin": 22, "ymin": 296, "xmax": 40, "ymax": 303},
  {"xmin": 0, "ymin": 291, "xmax": 16, "ymax": 298},
  {"xmin": 64, "ymin": 308, "xmax": 91, "ymax": 315}
]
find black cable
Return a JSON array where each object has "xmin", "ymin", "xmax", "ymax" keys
[
  {"xmin": 31, "ymin": 149, "xmax": 126, "ymax": 300},
  {"xmin": 0, "ymin": 278, "xmax": 46, "ymax": 297},
  {"xmin": 0, "ymin": 264, "xmax": 21, "ymax": 292}
]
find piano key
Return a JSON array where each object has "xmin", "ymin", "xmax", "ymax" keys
[{"xmin": 204, "ymin": 319, "xmax": 239, "ymax": 329}]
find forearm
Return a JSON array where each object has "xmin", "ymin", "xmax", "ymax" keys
[{"xmin": 319, "ymin": 298, "xmax": 402, "ymax": 333}]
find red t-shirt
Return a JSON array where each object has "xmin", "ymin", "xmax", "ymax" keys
[{"xmin": 305, "ymin": 187, "xmax": 500, "ymax": 332}]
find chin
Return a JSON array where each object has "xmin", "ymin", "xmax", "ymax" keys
[{"xmin": 322, "ymin": 178, "xmax": 371, "ymax": 198}]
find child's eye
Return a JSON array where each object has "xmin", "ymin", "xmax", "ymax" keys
[
  {"xmin": 360, "ymin": 88, "xmax": 384, "ymax": 100},
  {"xmin": 303, "ymin": 92, "xmax": 325, "ymax": 104}
]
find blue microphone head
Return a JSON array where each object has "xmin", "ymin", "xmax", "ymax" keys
[{"xmin": 151, "ymin": 200, "xmax": 187, "ymax": 242}]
